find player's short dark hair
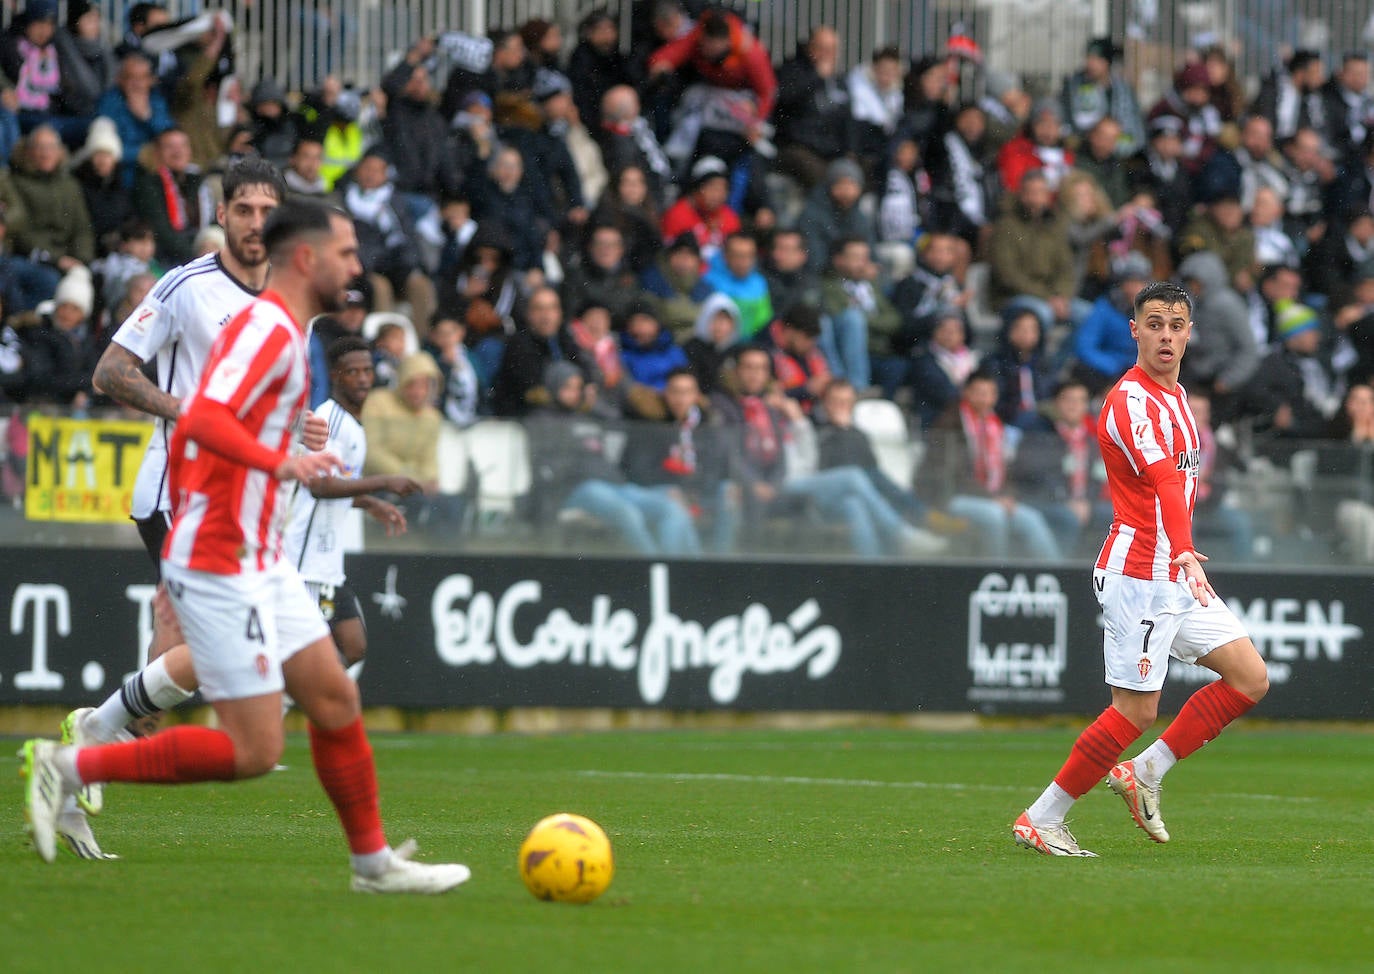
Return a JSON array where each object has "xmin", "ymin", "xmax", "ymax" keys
[
  {"xmin": 1134, "ymin": 280, "xmax": 1193, "ymax": 318},
  {"xmin": 262, "ymin": 199, "xmax": 340, "ymax": 262},
  {"xmin": 222, "ymin": 155, "xmax": 288, "ymax": 204},
  {"xmin": 327, "ymin": 334, "xmax": 371, "ymax": 368}
]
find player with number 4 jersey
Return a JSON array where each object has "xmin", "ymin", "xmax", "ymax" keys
[{"xmin": 1013, "ymin": 281, "xmax": 1270, "ymax": 857}]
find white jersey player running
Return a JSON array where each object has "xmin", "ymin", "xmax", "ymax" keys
[
  {"xmin": 54, "ymin": 160, "xmax": 298, "ymax": 859},
  {"xmin": 281, "ymin": 335, "xmax": 421, "ymax": 666}
]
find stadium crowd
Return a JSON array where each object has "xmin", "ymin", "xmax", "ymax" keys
[{"xmin": 1, "ymin": 1, "xmax": 1373, "ymax": 561}]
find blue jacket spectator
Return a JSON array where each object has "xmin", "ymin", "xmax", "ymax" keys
[
  {"xmin": 97, "ymin": 53, "xmax": 173, "ymax": 186},
  {"xmin": 1072, "ymin": 261, "xmax": 1151, "ymax": 395},
  {"xmin": 620, "ymin": 303, "xmax": 688, "ymax": 392}
]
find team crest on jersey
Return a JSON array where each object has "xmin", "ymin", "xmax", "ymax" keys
[
  {"xmin": 1176, "ymin": 448, "xmax": 1200, "ymax": 472},
  {"xmin": 1138, "ymin": 656, "xmax": 1152, "ymax": 679}
]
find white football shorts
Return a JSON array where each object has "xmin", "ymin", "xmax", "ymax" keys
[
  {"xmin": 1093, "ymin": 568, "xmax": 1249, "ymax": 692},
  {"xmin": 161, "ymin": 559, "xmax": 331, "ymax": 702}
]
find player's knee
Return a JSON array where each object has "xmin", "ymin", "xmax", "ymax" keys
[{"xmin": 233, "ymin": 737, "xmax": 285, "ymax": 778}]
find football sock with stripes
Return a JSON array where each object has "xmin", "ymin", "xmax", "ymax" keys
[
  {"xmin": 1029, "ymin": 706, "xmax": 1142, "ymax": 825},
  {"xmin": 73, "ymin": 725, "xmax": 237, "ymax": 784},
  {"xmin": 309, "ymin": 717, "xmax": 388, "ymax": 859},
  {"xmin": 1156, "ymin": 680, "xmax": 1258, "ymax": 765},
  {"xmin": 88, "ymin": 653, "xmax": 196, "ymax": 740}
]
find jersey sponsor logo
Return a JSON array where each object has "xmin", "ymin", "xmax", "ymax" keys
[
  {"xmin": 1175, "ymin": 447, "xmax": 1200, "ymax": 473},
  {"xmin": 1131, "ymin": 421, "xmax": 1152, "ymax": 450},
  {"xmin": 966, "ymin": 573, "xmax": 1068, "ymax": 704}
]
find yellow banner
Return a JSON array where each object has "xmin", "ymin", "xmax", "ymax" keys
[{"xmin": 24, "ymin": 415, "xmax": 154, "ymax": 523}]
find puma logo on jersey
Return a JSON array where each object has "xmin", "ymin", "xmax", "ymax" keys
[{"xmin": 1175, "ymin": 448, "xmax": 1200, "ymax": 473}]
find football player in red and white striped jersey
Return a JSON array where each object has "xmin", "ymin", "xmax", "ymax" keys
[{"xmin": 1013, "ymin": 281, "xmax": 1270, "ymax": 857}]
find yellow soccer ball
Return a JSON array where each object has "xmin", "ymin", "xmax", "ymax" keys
[{"xmin": 518, "ymin": 813, "xmax": 615, "ymax": 903}]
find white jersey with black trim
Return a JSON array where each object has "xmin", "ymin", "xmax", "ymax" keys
[
  {"xmin": 280, "ymin": 399, "xmax": 366, "ymax": 587},
  {"xmin": 114, "ymin": 253, "xmax": 262, "ymax": 518}
]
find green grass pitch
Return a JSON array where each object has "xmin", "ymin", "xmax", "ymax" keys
[{"xmin": 3, "ymin": 727, "xmax": 1371, "ymax": 973}]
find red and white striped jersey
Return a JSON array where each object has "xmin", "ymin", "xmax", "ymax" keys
[
  {"xmin": 164, "ymin": 292, "xmax": 309, "ymax": 575},
  {"xmin": 1095, "ymin": 365, "xmax": 1201, "ymax": 581}
]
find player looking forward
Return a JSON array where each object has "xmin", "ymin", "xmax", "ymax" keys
[
  {"xmin": 1014, "ymin": 280, "xmax": 1270, "ymax": 857},
  {"xmin": 23, "ymin": 201, "xmax": 471, "ymax": 893}
]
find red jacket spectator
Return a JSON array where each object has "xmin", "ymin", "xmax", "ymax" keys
[
  {"xmin": 660, "ymin": 156, "xmax": 741, "ymax": 261},
  {"xmin": 647, "ymin": 11, "xmax": 777, "ymax": 119}
]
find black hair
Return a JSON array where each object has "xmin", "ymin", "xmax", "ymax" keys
[
  {"xmin": 664, "ymin": 366, "xmax": 698, "ymax": 385},
  {"xmin": 780, "ymin": 303, "xmax": 822, "ymax": 338},
  {"xmin": 1133, "ymin": 280, "xmax": 1193, "ymax": 318},
  {"xmin": 829, "ymin": 234, "xmax": 870, "ymax": 259},
  {"xmin": 872, "ymin": 45, "xmax": 901, "ymax": 63},
  {"xmin": 119, "ymin": 216, "xmax": 154, "ymax": 241},
  {"xmin": 700, "ymin": 10, "xmax": 731, "ymax": 40},
  {"xmin": 128, "ymin": 2, "xmax": 164, "ymax": 31},
  {"xmin": 327, "ymin": 334, "xmax": 372, "ymax": 368},
  {"xmin": 262, "ymin": 199, "xmax": 340, "ymax": 262},
  {"xmin": 1052, "ymin": 376, "xmax": 1090, "ymax": 398},
  {"xmin": 222, "ymin": 155, "xmax": 288, "ymax": 205}
]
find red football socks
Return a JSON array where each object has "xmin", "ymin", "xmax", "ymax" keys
[
  {"xmin": 310, "ymin": 718, "xmax": 386, "ymax": 855},
  {"xmin": 1053, "ymin": 706, "xmax": 1142, "ymax": 798},
  {"xmin": 1160, "ymin": 680, "xmax": 1258, "ymax": 761},
  {"xmin": 76, "ymin": 725, "xmax": 236, "ymax": 784}
]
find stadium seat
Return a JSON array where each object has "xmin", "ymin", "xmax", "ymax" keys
[
  {"xmin": 853, "ymin": 398, "xmax": 916, "ymax": 491},
  {"xmin": 361, "ymin": 311, "xmax": 420, "ymax": 357},
  {"xmin": 462, "ymin": 419, "xmax": 531, "ymax": 531},
  {"xmin": 437, "ymin": 421, "xmax": 468, "ymax": 494},
  {"xmin": 963, "ymin": 262, "xmax": 1003, "ymax": 350}
]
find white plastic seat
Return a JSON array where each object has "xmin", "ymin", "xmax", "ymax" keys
[{"xmin": 853, "ymin": 398, "xmax": 916, "ymax": 491}]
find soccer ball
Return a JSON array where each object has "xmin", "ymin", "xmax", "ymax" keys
[{"xmin": 517, "ymin": 813, "xmax": 614, "ymax": 903}]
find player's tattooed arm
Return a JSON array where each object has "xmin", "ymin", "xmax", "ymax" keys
[{"xmin": 93, "ymin": 344, "xmax": 181, "ymax": 422}]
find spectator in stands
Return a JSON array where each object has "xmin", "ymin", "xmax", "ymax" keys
[
  {"xmin": 246, "ymin": 78, "xmax": 299, "ymax": 170},
  {"xmin": 910, "ymin": 309, "xmax": 979, "ymax": 429},
  {"xmin": 283, "ymin": 137, "xmax": 330, "ymax": 202},
  {"xmin": 71, "ymin": 118, "xmax": 130, "ymax": 255},
  {"xmin": 1146, "ymin": 62, "xmax": 1221, "ymax": 174},
  {"xmin": 1253, "ymin": 49, "xmax": 1327, "ymax": 145},
  {"xmin": 370, "ymin": 321, "xmax": 405, "ymax": 391},
  {"xmin": 529, "ymin": 360, "xmax": 701, "ymax": 555},
  {"xmin": 762, "ymin": 228, "xmax": 820, "ymax": 320},
  {"xmin": 647, "ymin": 7, "xmax": 777, "ymax": 161},
  {"xmin": 848, "ymin": 46, "xmax": 905, "ymax": 186},
  {"xmin": 468, "ymin": 144, "xmax": 555, "ymax": 275},
  {"xmin": 491, "ymin": 284, "xmax": 584, "ymax": 417},
  {"xmin": 521, "ymin": 18, "xmax": 564, "ymax": 74},
  {"xmin": 341, "ymin": 149, "xmax": 437, "ymax": 337},
  {"xmin": 1178, "ymin": 250, "xmax": 1262, "ymax": 415},
  {"xmin": 661, "ymin": 155, "xmax": 739, "ymax": 263},
  {"xmin": 773, "ymin": 27, "xmax": 854, "ymax": 192},
  {"xmin": 764, "ymin": 302, "xmax": 830, "ymax": 413},
  {"xmin": 0, "ymin": 197, "xmax": 59, "ymax": 314},
  {"xmin": 444, "ymin": 27, "xmax": 535, "ymax": 127},
  {"xmin": 896, "ymin": 55, "xmax": 952, "ymax": 159},
  {"xmin": 1281, "ymin": 126, "xmax": 1335, "ymax": 247},
  {"xmin": 1324, "ymin": 383, "xmax": 1374, "ymax": 561},
  {"xmin": 0, "ymin": 1, "xmax": 93, "ymax": 148},
  {"xmin": 713, "ymin": 344, "xmax": 939, "ymax": 558},
  {"xmin": 620, "ymin": 300, "xmax": 688, "ymax": 396},
  {"xmin": 1058, "ymin": 169, "xmax": 1117, "ymax": 301},
  {"xmin": 1250, "ymin": 185, "xmax": 1301, "ymax": 270},
  {"xmin": 424, "ymin": 313, "xmax": 481, "ymax": 428},
  {"xmin": 1249, "ymin": 261, "xmax": 1304, "ymax": 349},
  {"xmin": 362, "ymin": 350, "xmax": 465, "ymax": 529},
  {"xmin": 919, "ymin": 370, "xmax": 1061, "ymax": 559},
  {"xmin": 1126, "ymin": 115, "xmax": 1195, "ymax": 236},
  {"xmin": 997, "ymin": 99, "xmax": 1074, "ymax": 195},
  {"xmin": 1320, "ymin": 52, "xmax": 1373, "ymax": 167},
  {"xmin": 437, "ymin": 222, "xmax": 520, "ymax": 379},
  {"xmin": 1303, "ymin": 205, "xmax": 1374, "ymax": 309},
  {"xmin": 63, "ymin": 2, "xmax": 113, "ymax": 99},
  {"xmin": 798, "ymin": 158, "xmax": 874, "ymax": 277},
  {"xmin": 1188, "ymin": 389, "xmax": 1256, "ymax": 562},
  {"xmin": 567, "ymin": 299, "xmax": 631, "ymax": 416},
  {"xmin": 877, "ymin": 136, "xmax": 932, "ymax": 254},
  {"xmin": 988, "ymin": 169, "xmax": 1081, "ymax": 327},
  {"xmin": 819, "ymin": 236, "xmax": 900, "ymax": 394},
  {"xmin": 684, "ymin": 292, "xmax": 742, "ymax": 394},
  {"xmin": 1010, "ymin": 378, "xmax": 1111, "ymax": 556},
  {"xmin": 642, "ymin": 230, "xmax": 712, "ymax": 342},
  {"xmin": 928, "ymin": 102, "xmax": 995, "ymax": 248},
  {"xmin": 1071, "ymin": 251, "xmax": 1151, "ymax": 395},
  {"xmin": 96, "ymin": 53, "xmax": 172, "ymax": 188},
  {"xmin": 589, "ymin": 164, "xmax": 659, "ymax": 273},
  {"xmin": 91, "ymin": 217, "xmax": 157, "ymax": 312},
  {"xmin": 1201, "ymin": 43, "xmax": 1246, "ymax": 122},
  {"xmin": 1241, "ymin": 299, "xmax": 1345, "ymax": 454},
  {"xmin": 308, "ymin": 285, "xmax": 369, "ymax": 406},
  {"xmin": 561, "ymin": 222, "xmax": 641, "ymax": 326},
  {"xmin": 1075, "ymin": 117, "xmax": 1132, "ymax": 207},
  {"xmin": 1179, "ymin": 188, "xmax": 1257, "ymax": 292},
  {"xmin": 380, "ymin": 38, "xmax": 463, "ymax": 215},
  {"xmin": 1059, "ymin": 36, "xmax": 1144, "ymax": 155},
  {"xmin": 984, "ymin": 306, "xmax": 1056, "ymax": 430},
  {"xmin": 596, "ymin": 84, "xmax": 674, "ymax": 209},
  {"xmin": 10, "ymin": 125, "xmax": 93, "ymax": 289},
  {"xmin": 131, "ymin": 126, "xmax": 208, "ymax": 267},
  {"xmin": 294, "ymin": 76, "xmax": 367, "ymax": 192},
  {"xmin": 9, "ymin": 269, "xmax": 100, "ymax": 406},
  {"xmin": 568, "ymin": 9, "xmax": 631, "ymax": 134},
  {"xmin": 508, "ymin": 69, "xmax": 591, "ymax": 229},
  {"xmin": 704, "ymin": 230, "xmax": 772, "ymax": 341},
  {"xmin": 168, "ymin": 15, "xmax": 230, "ymax": 172},
  {"xmin": 621, "ymin": 366, "xmax": 738, "ymax": 554},
  {"xmin": 891, "ymin": 231, "xmax": 967, "ymax": 355}
]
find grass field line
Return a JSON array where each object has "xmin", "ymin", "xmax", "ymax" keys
[{"xmin": 574, "ymin": 768, "xmax": 1317, "ymax": 803}]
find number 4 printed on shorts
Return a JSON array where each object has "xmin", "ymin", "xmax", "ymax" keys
[{"xmin": 246, "ymin": 607, "xmax": 265, "ymax": 644}]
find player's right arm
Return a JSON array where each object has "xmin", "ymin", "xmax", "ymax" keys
[{"xmin": 93, "ymin": 343, "xmax": 181, "ymax": 422}]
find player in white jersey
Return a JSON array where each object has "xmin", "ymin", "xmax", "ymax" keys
[
  {"xmin": 23, "ymin": 201, "xmax": 471, "ymax": 893},
  {"xmin": 1013, "ymin": 281, "xmax": 1270, "ymax": 857},
  {"xmin": 48, "ymin": 160, "xmax": 292, "ymax": 859},
  {"xmin": 282, "ymin": 334, "xmax": 421, "ymax": 665}
]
